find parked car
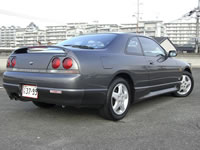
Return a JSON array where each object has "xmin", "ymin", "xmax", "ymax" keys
[{"xmin": 3, "ymin": 33, "xmax": 194, "ymax": 121}]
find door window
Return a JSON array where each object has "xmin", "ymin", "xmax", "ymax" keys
[{"xmin": 139, "ymin": 37, "xmax": 166, "ymax": 57}]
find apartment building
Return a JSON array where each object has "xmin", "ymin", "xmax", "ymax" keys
[
  {"xmin": 45, "ymin": 23, "xmax": 90, "ymax": 45},
  {"xmin": 46, "ymin": 25, "xmax": 67, "ymax": 45},
  {"xmin": 15, "ymin": 22, "xmax": 46, "ymax": 47},
  {"xmin": 44, "ymin": 21, "xmax": 165, "ymax": 44},
  {"xmin": 3, "ymin": 20, "xmax": 198, "ymax": 49},
  {"xmin": 0, "ymin": 26, "xmax": 19, "ymax": 47},
  {"xmin": 119, "ymin": 21, "xmax": 165, "ymax": 37},
  {"xmin": 165, "ymin": 21, "xmax": 197, "ymax": 46}
]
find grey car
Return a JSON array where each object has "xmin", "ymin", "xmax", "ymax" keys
[{"xmin": 3, "ymin": 33, "xmax": 194, "ymax": 120}]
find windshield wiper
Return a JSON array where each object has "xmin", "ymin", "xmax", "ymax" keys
[
  {"xmin": 63, "ymin": 44, "xmax": 73, "ymax": 47},
  {"xmin": 63, "ymin": 45, "xmax": 94, "ymax": 49}
]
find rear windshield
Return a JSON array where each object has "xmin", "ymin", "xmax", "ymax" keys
[{"xmin": 57, "ymin": 34, "xmax": 117, "ymax": 49}]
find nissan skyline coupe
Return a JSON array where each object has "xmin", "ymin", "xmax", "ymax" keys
[{"xmin": 3, "ymin": 33, "xmax": 194, "ymax": 121}]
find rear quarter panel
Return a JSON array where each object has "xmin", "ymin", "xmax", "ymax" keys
[
  {"xmin": 72, "ymin": 47, "xmax": 149, "ymax": 93},
  {"xmin": 69, "ymin": 34, "xmax": 150, "ymax": 101}
]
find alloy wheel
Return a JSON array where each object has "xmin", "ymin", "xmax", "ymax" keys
[
  {"xmin": 177, "ymin": 74, "xmax": 192, "ymax": 95},
  {"xmin": 111, "ymin": 83, "xmax": 129, "ymax": 115}
]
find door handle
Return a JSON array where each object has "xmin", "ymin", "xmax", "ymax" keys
[{"xmin": 149, "ymin": 60, "xmax": 154, "ymax": 65}]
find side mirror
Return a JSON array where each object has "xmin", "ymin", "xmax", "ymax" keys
[{"xmin": 168, "ymin": 50, "xmax": 177, "ymax": 57}]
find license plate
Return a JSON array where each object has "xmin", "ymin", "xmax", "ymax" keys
[{"xmin": 22, "ymin": 85, "xmax": 38, "ymax": 99}]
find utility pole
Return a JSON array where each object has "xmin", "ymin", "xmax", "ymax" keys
[
  {"xmin": 195, "ymin": 0, "xmax": 200, "ymax": 53},
  {"xmin": 182, "ymin": 0, "xmax": 200, "ymax": 53},
  {"xmin": 136, "ymin": 0, "xmax": 140, "ymax": 33},
  {"xmin": 93, "ymin": 20, "xmax": 99, "ymax": 33}
]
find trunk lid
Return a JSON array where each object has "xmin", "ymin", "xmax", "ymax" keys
[{"xmin": 12, "ymin": 46, "xmax": 67, "ymax": 69}]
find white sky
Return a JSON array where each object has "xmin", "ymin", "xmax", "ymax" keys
[{"xmin": 0, "ymin": 0, "xmax": 198, "ymax": 28}]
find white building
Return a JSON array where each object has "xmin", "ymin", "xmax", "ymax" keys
[
  {"xmin": 46, "ymin": 25, "xmax": 67, "ymax": 45},
  {"xmin": 66, "ymin": 23, "xmax": 88, "ymax": 39},
  {"xmin": 44, "ymin": 21, "xmax": 165, "ymax": 45},
  {"xmin": 119, "ymin": 21, "xmax": 165, "ymax": 37},
  {"xmin": 165, "ymin": 20, "xmax": 197, "ymax": 46},
  {"xmin": 15, "ymin": 22, "xmax": 46, "ymax": 47},
  {"xmin": 0, "ymin": 21, "xmax": 168, "ymax": 48},
  {"xmin": 46, "ymin": 23, "xmax": 89, "ymax": 45},
  {"xmin": 0, "ymin": 26, "xmax": 19, "ymax": 47}
]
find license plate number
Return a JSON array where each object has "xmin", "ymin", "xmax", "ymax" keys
[{"xmin": 22, "ymin": 85, "xmax": 38, "ymax": 99}]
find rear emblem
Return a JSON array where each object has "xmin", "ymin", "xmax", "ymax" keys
[{"xmin": 29, "ymin": 61, "xmax": 34, "ymax": 65}]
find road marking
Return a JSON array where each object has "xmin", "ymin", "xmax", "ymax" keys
[{"xmin": 0, "ymin": 87, "xmax": 3, "ymax": 89}]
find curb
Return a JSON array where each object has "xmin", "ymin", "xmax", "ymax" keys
[
  {"xmin": 192, "ymin": 66, "xmax": 200, "ymax": 69},
  {"xmin": 0, "ymin": 70, "xmax": 5, "ymax": 76}
]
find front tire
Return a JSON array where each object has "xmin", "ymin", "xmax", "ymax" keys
[
  {"xmin": 100, "ymin": 78, "xmax": 131, "ymax": 121},
  {"xmin": 32, "ymin": 101, "xmax": 56, "ymax": 108},
  {"xmin": 173, "ymin": 71, "xmax": 194, "ymax": 97}
]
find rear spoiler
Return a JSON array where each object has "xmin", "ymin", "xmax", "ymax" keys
[{"xmin": 13, "ymin": 46, "xmax": 68, "ymax": 54}]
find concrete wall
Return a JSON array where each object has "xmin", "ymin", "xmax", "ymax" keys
[{"xmin": 0, "ymin": 56, "xmax": 8, "ymax": 73}]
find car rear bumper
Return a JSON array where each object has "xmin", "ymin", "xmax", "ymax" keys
[{"xmin": 3, "ymin": 71, "xmax": 107, "ymax": 106}]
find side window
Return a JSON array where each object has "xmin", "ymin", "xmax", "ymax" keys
[
  {"xmin": 139, "ymin": 37, "xmax": 166, "ymax": 57},
  {"xmin": 126, "ymin": 37, "xmax": 143, "ymax": 55}
]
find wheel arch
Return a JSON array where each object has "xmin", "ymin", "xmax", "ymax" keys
[
  {"xmin": 109, "ymin": 71, "xmax": 135, "ymax": 102},
  {"xmin": 184, "ymin": 67, "xmax": 192, "ymax": 74}
]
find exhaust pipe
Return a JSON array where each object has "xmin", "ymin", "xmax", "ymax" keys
[
  {"xmin": 10, "ymin": 93, "xmax": 20, "ymax": 100},
  {"xmin": 61, "ymin": 105, "xmax": 66, "ymax": 108}
]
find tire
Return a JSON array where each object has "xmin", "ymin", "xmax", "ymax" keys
[
  {"xmin": 32, "ymin": 101, "xmax": 56, "ymax": 108},
  {"xmin": 99, "ymin": 78, "xmax": 132, "ymax": 121},
  {"xmin": 173, "ymin": 71, "xmax": 194, "ymax": 97}
]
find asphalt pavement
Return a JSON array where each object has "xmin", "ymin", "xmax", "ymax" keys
[{"xmin": 0, "ymin": 70, "xmax": 200, "ymax": 150}]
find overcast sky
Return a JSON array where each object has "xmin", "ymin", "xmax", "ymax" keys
[{"xmin": 0, "ymin": 0, "xmax": 198, "ymax": 28}]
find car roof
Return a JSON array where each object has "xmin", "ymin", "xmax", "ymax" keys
[
  {"xmin": 78, "ymin": 32, "xmax": 136, "ymax": 36},
  {"xmin": 82, "ymin": 32, "xmax": 151, "ymax": 38}
]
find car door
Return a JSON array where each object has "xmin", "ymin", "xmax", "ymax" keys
[
  {"xmin": 124, "ymin": 36, "xmax": 150, "ymax": 99},
  {"xmin": 138, "ymin": 37, "xmax": 180, "ymax": 91}
]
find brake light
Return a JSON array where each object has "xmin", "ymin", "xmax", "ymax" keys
[
  {"xmin": 52, "ymin": 57, "xmax": 60, "ymax": 69},
  {"xmin": 63, "ymin": 58, "xmax": 73, "ymax": 69},
  {"xmin": 11, "ymin": 57, "xmax": 16, "ymax": 67},
  {"xmin": 7, "ymin": 58, "xmax": 10, "ymax": 67}
]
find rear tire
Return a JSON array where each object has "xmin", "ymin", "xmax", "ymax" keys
[
  {"xmin": 99, "ymin": 78, "xmax": 131, "ymax": 121},
  {"xmin": 32, "ymin": 101, "xmax": 56, "ymax": 108},
  {"xmin": 173, "ymin": 71, "xmax": 194, "ymax": 97}
]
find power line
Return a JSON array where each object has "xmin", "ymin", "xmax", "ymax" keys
[
  {"xmin": 169, "ymin": 0, "xmax": 200, "ymax": 53},
  {"xmin": 0, "ymin": 9, "xmax": 65, "ymax": 24}
]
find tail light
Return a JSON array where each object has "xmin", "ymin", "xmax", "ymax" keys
[
  {"xmin": 11, "ymin": 57, "xmax": 16, "ymax": 67},
  {"xmin": 52, "ymin": 57, "xmax": 60, "ymax": 69},
  {"xmin": 63, "ymin": 58, "xmax": 73, "ymax": 69},
  {"xmin": 7, "ymin": 58, "xmax": 10, "ymax": 67}
]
